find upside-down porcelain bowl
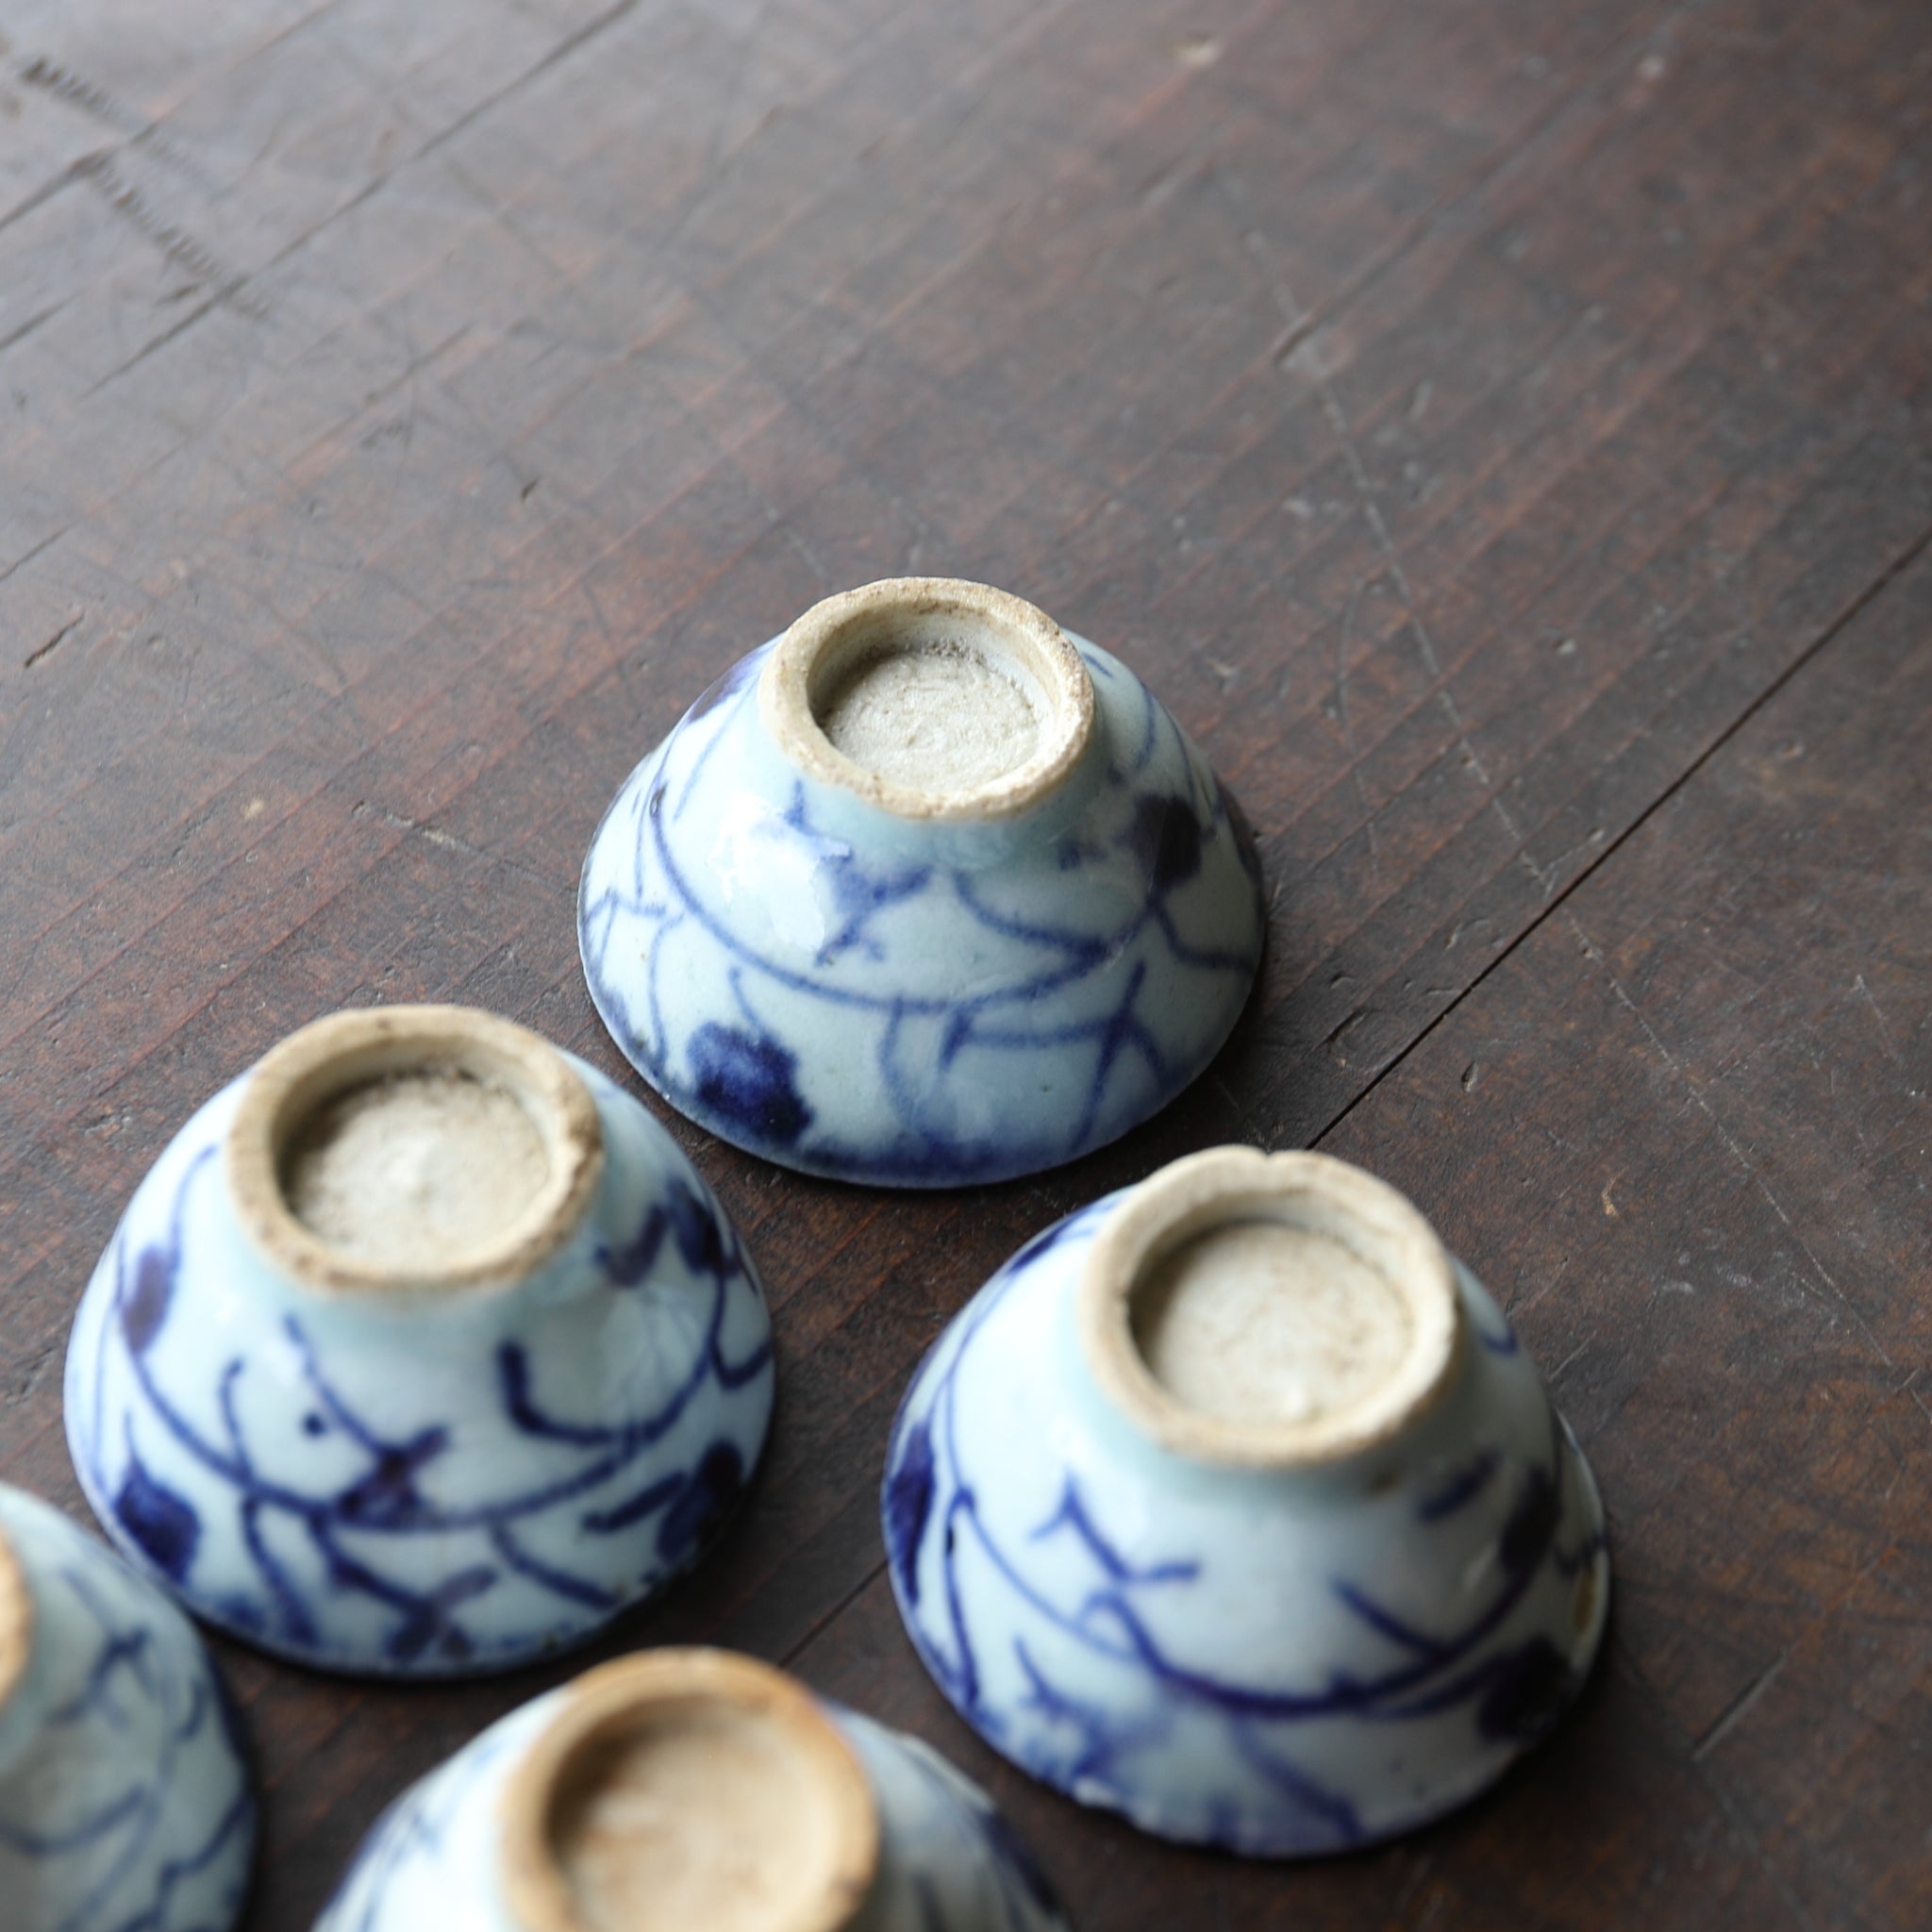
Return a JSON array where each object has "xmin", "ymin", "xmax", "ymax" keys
[
  {"xmin": 882, "ymin": 1146, "xmax": 1610, "ymax": 1856},
  {"xmin": 65, "ymin": 1006, "xmax": 774, "ymax": 1677},
  {"xmin": 0, "ymin": 1481, "xmax": 255, "ymax": 1932},
  {"xmin": 578, "ymin": 577, "xmax": 1265, "ymax": 1186},
  {"xmin": 317, "ymin": 1647, "xmax": 1071, "ymax": 1932}
]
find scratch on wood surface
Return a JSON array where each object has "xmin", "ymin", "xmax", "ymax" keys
[
  {"xmin": 1240, "ymin": 197, "xmax": 1559, "ymax": 902},
  {"xmin": 1906, "ymin": 1373, "xmax": 1932, "ymax": 1431},
  {"xmin": 1138, "ymin": 152, "xmax": 1199, "ymax": 210},
  {"xmin": 781, "ymin": 521, "xmax": 831, "ymax": 587},
  {"xmin": 1547, "ymin": 1337, "xmax": 1591, "ymax": 1384},
  {"xmin": 1311, "ymin": 373, "xmax": 1557, "ymax": 900},
  {"xmin": 1391, "ymin": 1847, "xmax": 1440, "ymax": 1914},
  {"xmin": 705, "ymin": 0, "xmax": 776, "ymax": 172},
  {"xmin": 1333, "ymin": 574, "xmax": 1383, "ymax": 882},
  {"xmin": 1609, "ymin": 1624, "xmax": 1823, "ymax": 1932},
  {"xmin": 1850, "ymin": 972, "xmax": 1901, "ymax": 1062},
  {"xmin": 778, "ymin": 1557, "xmax": 887, "ymax": 1670},
  {"xmin": 1324, "ymin": 1007, "xmax": 1369, "ymax": 1062},
  {"xmin": 23, "ymin": 56, "xmax": 148, "ymax": 138},
  {"xmin": 1569, "ymin": 908, "xmax": 1913, "ymax": 1412},
  {"xmin": 18, "ymin": 55, "xmax": 208, "ymax": 187},
  {"xmin": 1692, "ymin": 1751, "xmax": 1821, "ymax": 1932},
  {"xmin": 71, "ymin": 151, "xmax": 268, "ymax": 321},
  {"xmin": 81, "ymin": 0, "xmax": 659, "ymax": 403},
  {"xmin": 1694, "ymin": 1650, "xmax": 1790, "ymax": 1761},
  {"xmin": 0, "ymin": 298, "xmax": 67, "ymax": 358},
  {"xmin": 22, "ymin": 609, "xmax": 81, "ymax": 669},
  {"xmin": 0, "ymin": 165, "xmax": 78, "ymax": 242},
  {"xmin": 364, "ymin": 805, "xmax": 563, "ymax": 896},
  {"xmin": 11, "ymin": 1341, "xmax": 58, "ymax": 1404}
]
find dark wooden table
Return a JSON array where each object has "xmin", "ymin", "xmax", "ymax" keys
[{"xmin": 3, "ymin": 0, "xmax": 1928, "ymax": 1924}]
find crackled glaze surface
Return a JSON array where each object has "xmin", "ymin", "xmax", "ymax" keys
[
  {"xmin": 0, "ymin": 1484, "xmax": 255, "ymax": 1932},
  {"xmin": 578, "ymin": 634, "xmax": 1264, "ymax": 1186},
  {"xmin": 315, "ymin": 1680, "xmax": 1069, "ymax": 1932},
  {"xmin": 64, "ymin": 1055, "xmax": 774, "ymax": 1678},
  {"xmin": 881, "ymin": 1193, "xmax": 1609, "ymax": 1856}
]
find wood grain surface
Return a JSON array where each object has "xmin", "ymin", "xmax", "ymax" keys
[{"xmin": 1, "ymin": 0, "xmax": 1927, "ymax": 1924}]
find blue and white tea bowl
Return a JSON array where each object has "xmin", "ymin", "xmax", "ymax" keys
[
  {"xmin": 579, "ymin": 577, "xmax": 1265, "ymax": 1187},
  {"xmin": 317, "ymin": 1647, "xmax": 1070, "ymax": 1932},
  {"xmin": 65, "ymin": 1006, "xmax": 775, "ymax": 1678},
  {"xmin": 882, "ymin": 1146, "xmax": 1610, "ymax": 1856},
  {"xmin": 0, "ymin": 1481, "xmax": 255, "ymax": 1932}
]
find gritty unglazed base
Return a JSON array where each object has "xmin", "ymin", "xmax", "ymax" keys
[
  {"xmin": 759, "ymin": 577, "xmax": 1094, "ymax": 821},
  {"xmin": 1082, "ymin": 1147, "xmax": 1464, "ymax": 1466},
  {"xmin": 881, "ymin": 1155, "xmax": 1610, "ymax": 1857},
  {"xmin": 577, "ymin": 580, "xmax": 1267, "ymax": 1188},
  {"xmin": 226, "ymin": 1006, "xmax": 604, "ymax": 1295},
  {"xmin": 0, "ymin": 1530, "xmax": 28, "ymax": 1724},
  {"xmin": 500, "ymin": 1651, "xmax": 879, "ymax": 1932},
  {"xmin": 283, "ymin": 1068, "xmax": 552, "ymax": 1273}
]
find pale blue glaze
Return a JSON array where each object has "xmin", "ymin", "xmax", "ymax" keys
[
  {"xmin": 578, "ymin": 637, "xmax": 1265, "ymax": 1186},
  {"xmin": 882, "ymin": 1195, "xmax": 1611, "ymax": 1856},
  {"xmin": 314, "ymin": 1677, "xmax": 1070, "ymax": 1932},
  {"xmin": 0, "ymin": 1482, "xmax": 254, "ymax": 1932},
  {"xmin": 63, "ymin": 1055, "xmax": 774, "ymax": 1678}
]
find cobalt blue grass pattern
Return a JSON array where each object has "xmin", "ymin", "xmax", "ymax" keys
[
  {"xmin": 882, "ymin": 1200, "xmax": 1610, "ymax": 1856},
  {"xmin": 579, "ymin": 637, "xmax": 1265, "ymax": 1185},
  {"xmin": 65, "ymin": 1059, "xmax": 774, "ymax": 1678},
  {"xmin": 0, "ymin": 1484, "xmax": 254, "ymax": 1932},
  {"xmin": 316, "ymin": 1689, "xmax": 1069, "ymax": 1932}
]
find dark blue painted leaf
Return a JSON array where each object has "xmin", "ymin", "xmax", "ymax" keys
[
  {"xmin": 882, "ymin": 1419, "xmax": 936, "ymax": 1605},
  {"xmin": 1476, "ymin": 1638, "xmax": 1574, "ymax": 1741},
  {"xmin": 1130, "ymin": 791, "xmax": 1203, "ymax": 892},
  {"xmin": 1498, "ymin": 1466, "xmax": 1560, "ymax": 1574},
  {"xmin": 599, "ymin": 1204, "xmax": 668, "ymax": 1287},
  {"xmin": 664, "ymin": 1179, "xmax": 726, "ymax": 1278},
  {"xmin": 689, "ymin": 1024, "xmax": 812, "ymax": 1146},
  {"xmin": 114, "ymin": 1459, "xmax": 201, "ymax": 1582},
  {"xmin": 120, "ymin": 1246, "xmax": 175, "ymax": 1356},
  {"xmin": 657, "ymin": 1441, "xmax": 744, "ymax": 1567}
]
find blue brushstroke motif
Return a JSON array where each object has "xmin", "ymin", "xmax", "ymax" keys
[
  {"xmin": 879, "ymin": 1201, "xmax": 1611, "ymax": 1856},
  {"xmin": 64, "ymin": 1059, "xmax": 776, "ymax": 1678},
  {"xmin": 0, "ymin": 1485, "xmax": 255, "ymax": 1932},
  {"xmin": 578, "ymin": 634, "xmax": 1266, "ymax": 1185}
]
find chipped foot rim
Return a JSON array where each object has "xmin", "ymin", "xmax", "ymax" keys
[
  {"xmin": 881, "ymin": 1146, "xmax": 1610, "ymax": 1856},
  {"xmin": 578, "ymin": 577, "xmax": 1267, "ymax": 1188}
]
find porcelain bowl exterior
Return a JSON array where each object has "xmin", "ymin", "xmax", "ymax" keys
[
  {"xmin": 315, "ymin": 1681, "xmax": 1070, "ymax": 1932},
  {"xmin": 578, "ymin": 637, "xmax": 1265, "ymax": 1186},
  {"xmin": 0, "ymin": 1483, "xmax": 255, "ymax": 1932},
  {"xmin": 64, "ymin": 1056, "xmax": 775, "ymax": 1678},
  {"xmin": 881, "ymin": 1194, "xmax": 1610, "ymax": 1856}
]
